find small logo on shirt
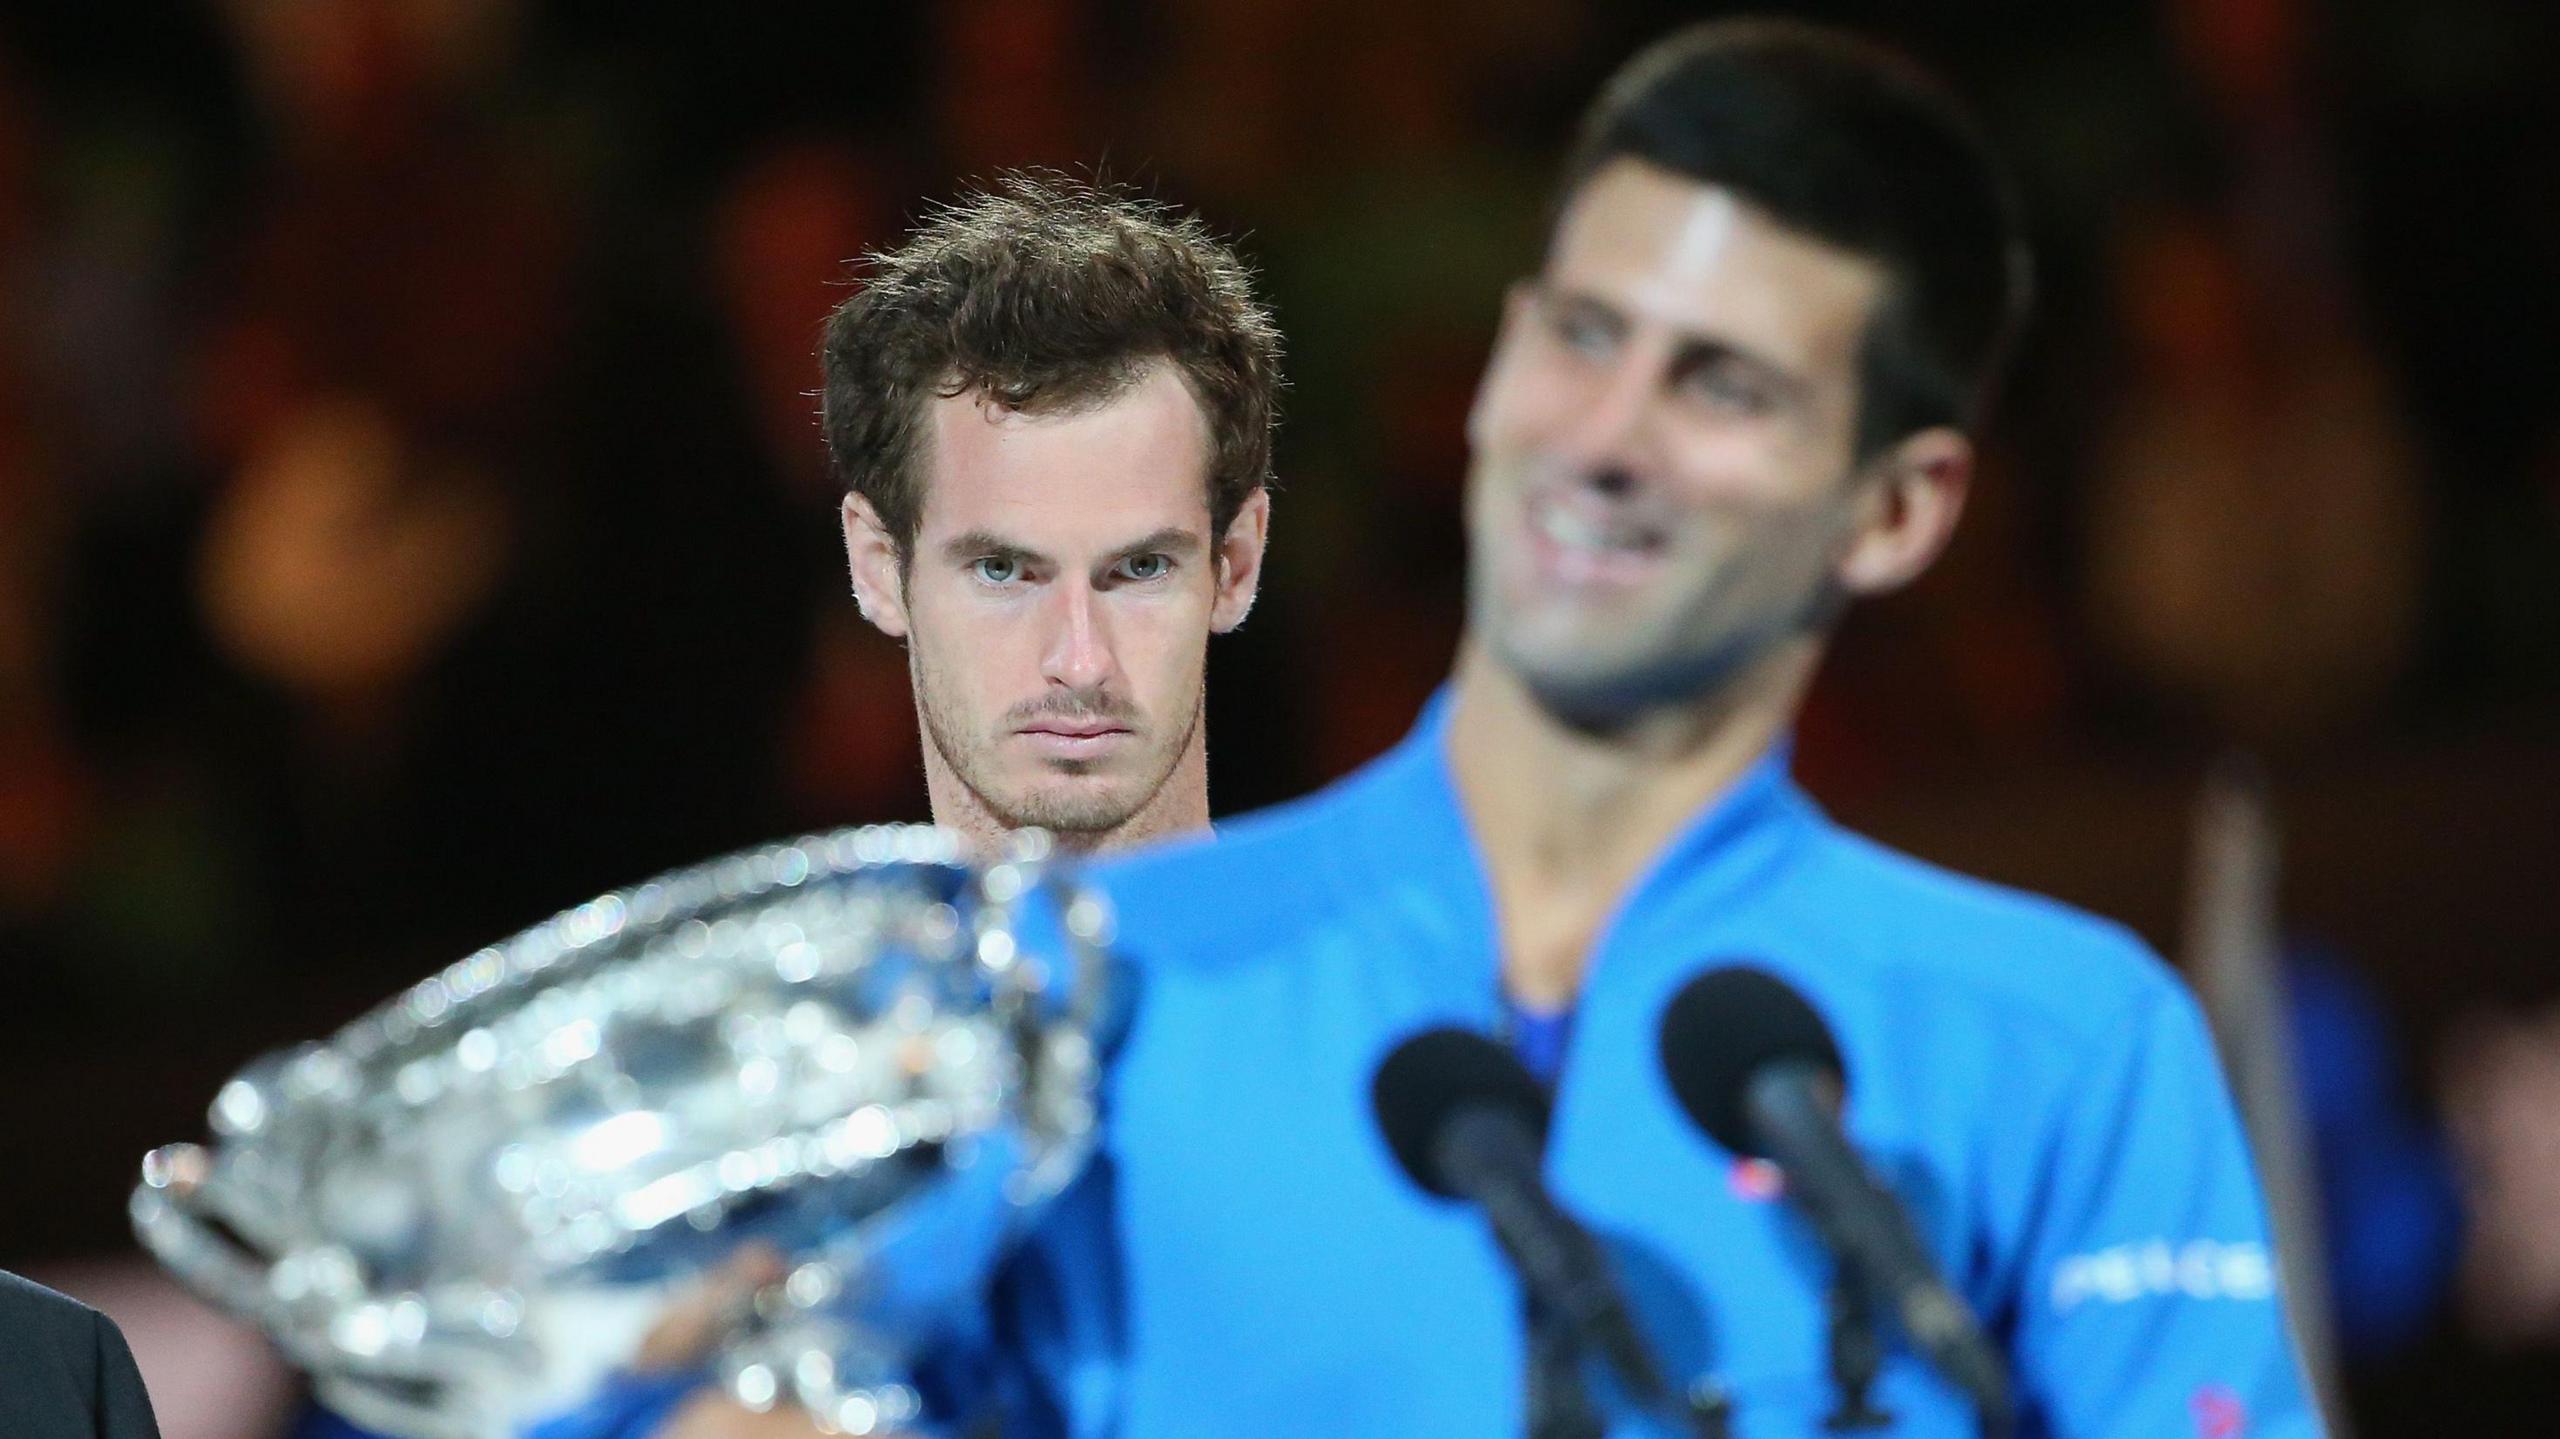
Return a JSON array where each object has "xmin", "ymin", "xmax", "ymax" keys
[
  {"xmin": 2049, "ymin": 1239, "xmax": 2275, "ymax": 1312},
  {"xmin": 2190, "ymin": 1383, "xmax": 2247, "ymax": 1439},
  {"xmin": 1728, "ymin": 1158, "xmax": 1785, "ymax": 1202}
]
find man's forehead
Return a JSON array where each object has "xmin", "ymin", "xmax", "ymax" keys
[
  {"xmin": 927, "ymin": 361, "xmax": 1207, "ymax": 446},
  {"xmin": 917, "ymin": 364, "xmax": 1215, "ymax": 542},
  {"xmin": 1545, "ymin": 159, "xmax": 1885, "ymax": 368}
]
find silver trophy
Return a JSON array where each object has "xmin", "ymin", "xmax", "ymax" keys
[{"xmin": 133, "ymin": 824, "xmax": 1115, "ymax": 1438}]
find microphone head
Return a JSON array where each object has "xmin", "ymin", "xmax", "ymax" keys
[
  {"xmin": 1370, "ymin": 1026, "xmax": 1551, "ymax": 1199},
  {"xmin": 1656, "ymin": 966, "xmax": 1846, "ymax": 1158}
]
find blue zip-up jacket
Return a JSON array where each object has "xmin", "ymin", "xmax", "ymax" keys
[{"xmin": 951, "ymin": 696, "xmax": 2322, "ymax": 1439}]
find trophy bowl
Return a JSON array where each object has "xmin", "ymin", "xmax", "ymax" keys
[{"xmin": 133, "ymin": 825, "xmax": 1115, "ymax": 1438}]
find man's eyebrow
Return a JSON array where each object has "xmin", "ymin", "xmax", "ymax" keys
[
  {"xmin": 1538, "ymin": 283, "xmax": 1621, "ymax": 319},
  {"xmin": 1109, "ymin": 527, "xmax": 1207, "ymax": 560},
  {"xmin": 937, "ymin": 527, "xmax": 1207, "ymax": 567},
  {"xmin": 940, "ymin": 529, "xmax": 1053, "ymax": 567}
]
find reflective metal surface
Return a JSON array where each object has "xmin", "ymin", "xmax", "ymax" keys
[{"xmin": 134, "ymin": 824, "xmax": 1113, "ymax": 1437}]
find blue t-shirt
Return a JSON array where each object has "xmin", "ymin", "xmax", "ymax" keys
[
  {"xmin": 1505, "ymin": 999, "xmax": 1576, "ymax": 1089},
  {"xmin": 945, "ymin": 695, "xmax": 2321, "ymax": 1439}
]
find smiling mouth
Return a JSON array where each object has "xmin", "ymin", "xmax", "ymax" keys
[{"xmin": 1526, "ymin": 493, "xmax": 1667, "ymax": 583}]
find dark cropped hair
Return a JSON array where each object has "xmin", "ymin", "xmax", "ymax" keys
[
  {"xmin": 1560, "ymin": 19, "xmax": 2031, "ymax": 458},
  {"xmin": 822, "ymin": 171, "xmax": 1281, "ymax": 568}
]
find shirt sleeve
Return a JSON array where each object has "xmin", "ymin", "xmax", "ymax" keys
[{"xmin": 2008, "ymin": 980, "xmax": 2327, "ymax": 1439}]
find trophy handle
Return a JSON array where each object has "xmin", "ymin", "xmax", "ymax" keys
[
  {"xmin": 1045, "ymin": 872, "xmax": 1117, "ymax": 1036},
  {"xmin": 966, "ymin": 832, "xmax": 1118, "ymax": 1040},
  {"xmin": 131, "ymin": 1144, "xmax": 288, "ymax": 1324}
]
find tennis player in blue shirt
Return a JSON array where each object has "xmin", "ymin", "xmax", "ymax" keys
[{"xmin": 930, "ymin": 18, "xmax": 2323, "ymax": 1439}]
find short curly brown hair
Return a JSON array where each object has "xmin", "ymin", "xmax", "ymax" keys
[{"xmin": 821, "ymin": 172, "xmax": 1282, "ymax": 570}]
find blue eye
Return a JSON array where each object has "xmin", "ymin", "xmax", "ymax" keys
[
  {"xmin": 1115, "ymin": 554, "xmax": 1172, "ymax": 583},
  {"xmin": 971, "ymin": 556, "xmax": 1023, "ymax": 585}
]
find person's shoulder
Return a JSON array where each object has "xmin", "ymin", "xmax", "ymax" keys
[
  {"xmin": 0, "ymin": 1270, "xmax": 136, "ymax": 1395},
  {"xmin": 0, "ymin": 1270, "xmax": 162, "ymax": 1439},
  {"xmin": 1786, "ymin": 819, "xmax": 2190, "ymax": 1046},
  {"xmin": 1093, "ymin": 774, "xmax": 1372, "ymax": 950},
  {"xmin": 0, "ymin": 1269, "xmax": 107, "ymax": 1344},
  {"xmin": 1070, "ymin": 752, "xmax": 1413, "ymax": 962}
]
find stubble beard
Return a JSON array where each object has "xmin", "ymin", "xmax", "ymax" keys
[{"xmin": 914, "ymin": 659, "xmax": 1202, "ymax": 841}]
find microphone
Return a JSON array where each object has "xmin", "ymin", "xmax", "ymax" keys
[
  {"xmin": 1371, "ymin": 1027, "xmax": 1675, "ymax": 1415},
  {"xmin": 1657, "ymin": 968, "xmax": 2012, "ymax": 1433}
]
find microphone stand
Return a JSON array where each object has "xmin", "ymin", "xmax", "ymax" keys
[
  {"xmin": 1821, "ymin": 1255, "xmax": 2013, "ymax": 1439},
  {"xmin": 1822, "ymin": 1265, "xmax": 1893, "ymax": 1432},
  {"xmin": 1520, "ymin": 1295, "xmax": 1734, "ymax": 1439},
  {"xmin": 1524, "ymin": 1297, "xmax": 1606, "ymax": 1439}
]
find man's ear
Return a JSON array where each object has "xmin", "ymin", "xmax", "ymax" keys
[
  {"xmin": 1208, "ymin": 487, "xmax": 1272, "ymax": 633},
  {"xmin": 1835, "ymin": 427, "xmax": 1972, "ymax": 598},
  {"xmin": 841, "ymin": 493, "xmax": 912, "ymax": 639}
]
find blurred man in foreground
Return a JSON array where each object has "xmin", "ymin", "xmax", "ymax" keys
[{"xmin": 925, "ymin": 19, "xmax": 2321, "ymax": 1438}]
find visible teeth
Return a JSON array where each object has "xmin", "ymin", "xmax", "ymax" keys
[{"xmin": 1535, "ymin": 502, "xmax": 1644, "ymax": 553}]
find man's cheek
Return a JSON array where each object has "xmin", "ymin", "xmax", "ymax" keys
[{"xmin": 927, "ymin": 637, "xmax": 995, "ymax": 735}]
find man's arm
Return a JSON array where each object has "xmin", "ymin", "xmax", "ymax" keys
[{"xmin": 2007, "ymin": 984, "xmax": 2325, "ymax": 1438}]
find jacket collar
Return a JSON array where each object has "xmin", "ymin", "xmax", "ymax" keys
[{"xmin": 1339, "ymin": 686, "xmax": 1817, "ymax": 1002}]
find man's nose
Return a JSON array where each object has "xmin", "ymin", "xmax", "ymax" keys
[
  {"xmin": 1550, "ymin": 350, "xmax": 1660, "ymax": 478},
  {"xmin": 1039, "ymin": 581, "xmax": 1119, "ymax": 693}
]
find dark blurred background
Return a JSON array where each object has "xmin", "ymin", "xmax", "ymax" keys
[{"xmin": 3, "ymin": 0, "xmax": 2558, "ymax": 1434}]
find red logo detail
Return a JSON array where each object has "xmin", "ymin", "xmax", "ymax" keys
[
  {"xmin": 2191, "ymin": 1384, "xmax": 2247, "ymax": 1439},
  {"xmin": 1728, "ymin": 1158, "xmax": 1785, "ymax": 1202}
]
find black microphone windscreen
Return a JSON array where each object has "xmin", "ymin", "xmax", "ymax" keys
[
  {"xmin": 1657, "ymin": 966, "xmax": 1847, "ymax": 1158},
  {"xmin": 1370, "ymin": 1027, "xmax": 1551, "ymax": 1199}
]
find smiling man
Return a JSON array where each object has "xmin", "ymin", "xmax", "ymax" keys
[
  {"xmin": 824, "ymin": 173, "xmax": 1278, "ymax": 854},
  {"xmin": 918, "ymin": 19, "xmax": 2322, "ymax": 1439}
]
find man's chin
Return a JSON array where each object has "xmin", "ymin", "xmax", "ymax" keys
[
  {"xmin": 1495, "ymin": 627, "xmax": 1743, "ymax": 722},
  {"xmin": 1486, "ymin": 587, "xmax": 1675, "ymax": 664},
  {"xmin": 1496, "ymin": 626, "xmax": 1656, "ymax": 695},
  {"xmin": 987, "ymin": 779, "xmax": 1147, "ymax": 838}
]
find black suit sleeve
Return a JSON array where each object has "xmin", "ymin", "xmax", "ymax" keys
[
  {"xmin": 88, "ymin": 1299, "xmax": 163, "ymax": 1439},
  {"xmin": 0, "ymin": 1270, "xmax": 166, "ymax": 1439}
]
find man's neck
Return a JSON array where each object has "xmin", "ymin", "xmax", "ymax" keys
[{"xmin": 1446, "ymin": 636, "xmax": 1819, "ymax": 1010}]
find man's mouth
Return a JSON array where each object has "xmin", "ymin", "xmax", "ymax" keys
[
  {"xmin": 1525, "ymin": 492, "xmax": 1668, "ymax": 586},
  {"xmin": 1019, "ymin": 719, "xmax": 1129, "ymax": 738},
  {"xmin": 1015, "ymin": 719, "xmax": 1134, "ymax": 758}
]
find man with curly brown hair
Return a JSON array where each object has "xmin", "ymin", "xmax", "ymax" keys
[{"xmin": 822, "ymin": 172, "xmax": 1281, "ymax": 855}]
